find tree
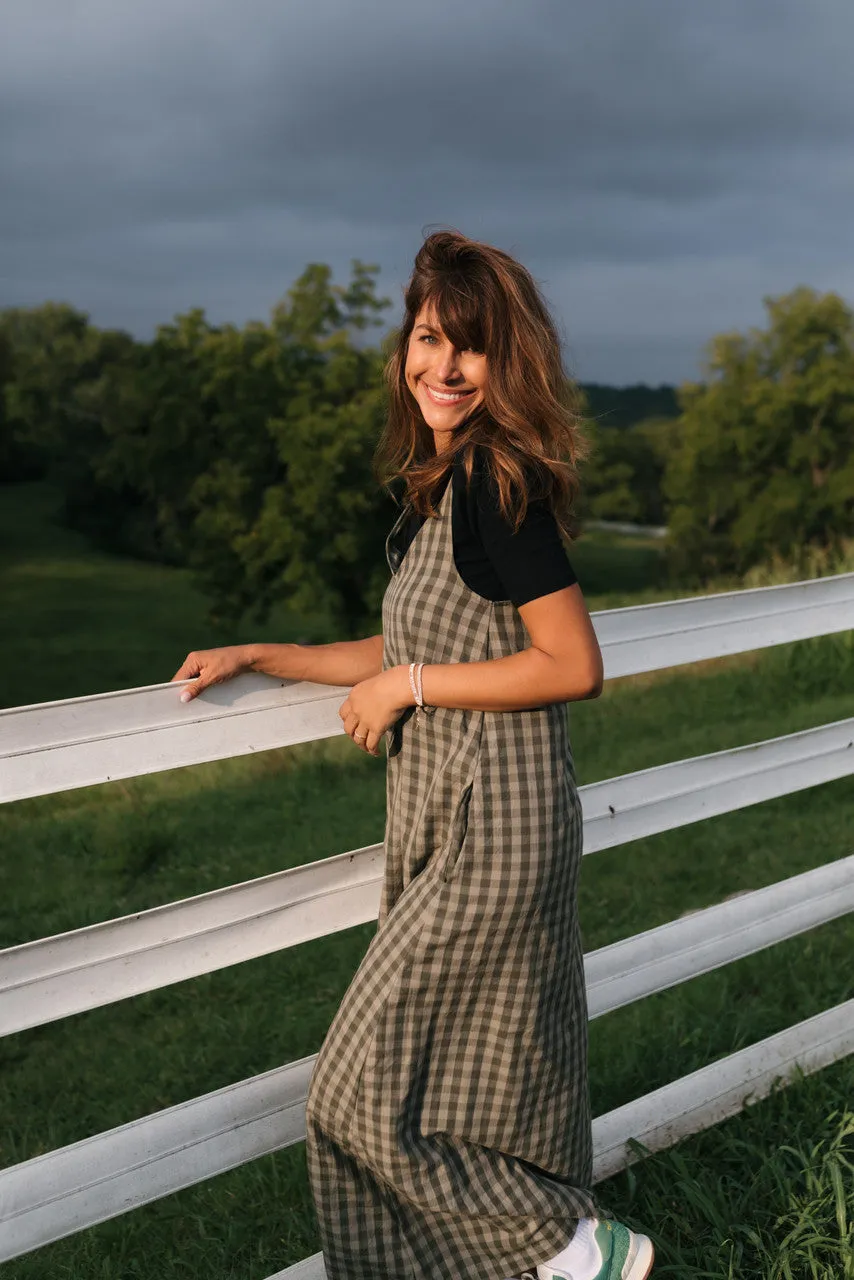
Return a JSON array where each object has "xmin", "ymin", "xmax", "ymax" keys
[
  {"xmin": 581, "ymin": 416, "xmax": 676, "ymax": 526},
  {"xmin": 0, "ymin": 303, "xmax": 141, "ymax": 522},
  {"xmin": 0, "ymin": 327, "xmax": 37, "ymax": 481},
  {"xmin": 1, "ymin": 263, "xmax": 396, "ymax": 634},
  {"xmin": 184, "ymin": 261, "xmax": 395, "ymax": 634},
  {"xmin": 665, "ymin": 287, "xmax": 854, "ymax": 580}
]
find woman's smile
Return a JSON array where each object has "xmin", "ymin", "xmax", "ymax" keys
[{"xmin": 422, "ymin": 382, "xmax": 477, "ymax": 406}]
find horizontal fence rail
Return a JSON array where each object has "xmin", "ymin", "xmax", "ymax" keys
[
  {"xmin": 1, "ymin": 571, "xmax": 852, "ymax": 1273},
  {"xmin": 584, "ymin": 853, "xmax": 854, "ymax": 1017},
  {"xmin": 2, "ymin": 717, "xmax": 853, "ymax": 1037},
  {"xmin": 3, "ymin": 999, "xmax": 852, "ymax": 1266},
  {"xmin": 3, "ymin": 572, "xmax": 853, "ymax": 805},
  {"xmin": 596, "ymin": 570, "xmax": 854, "ymax": 679}
]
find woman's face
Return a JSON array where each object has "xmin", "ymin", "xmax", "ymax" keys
[{"xmin": 404, "ymin": 302, "xmax": 487, "ymax": 452}]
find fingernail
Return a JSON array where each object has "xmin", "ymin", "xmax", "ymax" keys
[{"xmin": 180, "ymin": 691, "xmax": 192, "ymax": 703}]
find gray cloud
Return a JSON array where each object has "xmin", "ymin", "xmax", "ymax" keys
[{"xmin": 2, "ymin": 0, "xmax": 853, "ymax": 381}]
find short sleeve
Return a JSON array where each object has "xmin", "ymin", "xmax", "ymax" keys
[{"xmin": 470, "ymin": 454, "xmax": 577, "ymax": 608}]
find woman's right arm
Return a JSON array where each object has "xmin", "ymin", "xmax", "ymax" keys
[{"xmin": 172, "ymin": 635, "xmax": 384, "ymax": 701}]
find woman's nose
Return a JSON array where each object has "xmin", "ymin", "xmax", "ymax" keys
[{"xmin": 433, "ymin": 346, "xmax": 462, "ymax": 382}]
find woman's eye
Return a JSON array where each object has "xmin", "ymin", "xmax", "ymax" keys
[{"xmin": 415, "ymin": 334, "xmax": 482, "ymax": 355}]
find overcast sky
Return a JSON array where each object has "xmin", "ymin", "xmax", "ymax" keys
[{"xmin": 3, "ymin": 0, "xmax": 853, "ymax": 383}]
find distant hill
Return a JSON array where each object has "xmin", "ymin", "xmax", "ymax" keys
[{"xmin": 579, "ymin": 383, "xmax": 680, "ymax": 429}]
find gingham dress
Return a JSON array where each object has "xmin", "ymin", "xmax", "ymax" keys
[{"xmin": 305, "ymin": 470, "xmax": 595, "ymax": 1278}]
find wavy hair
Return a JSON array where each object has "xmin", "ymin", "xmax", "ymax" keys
[{"xmin": 376, "ymin": 229, "xmax": 588, "ymax": 538}]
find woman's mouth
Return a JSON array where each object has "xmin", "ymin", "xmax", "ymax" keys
[{"xmin": 422, "ymin": 382, "xmax": 475, "ymax": 407}]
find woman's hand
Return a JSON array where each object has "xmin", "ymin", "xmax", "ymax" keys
[
  {"xmin": 172, "ymin": 646, "xmax": 252, "ymax": 702},
  {"xmin": 339, "ymin": 666, "xmax": 412, "ymax": 756}
]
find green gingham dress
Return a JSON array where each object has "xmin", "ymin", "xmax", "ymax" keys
[{"xmin": 305, "ymin": 469, "xmax": 595, "ymax": 1278}]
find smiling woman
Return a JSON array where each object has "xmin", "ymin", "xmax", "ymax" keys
[
  {"xmin": 172, "ymin": 230, "xmax": 652, "ymax": 1279},
  {"xmin": 301, "ymin": 231, "xmax": 655, "ymax": 1280}
]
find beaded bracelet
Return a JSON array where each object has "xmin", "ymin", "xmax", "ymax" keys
[{"xmin": 408, "ymin": 660, "xmax": 426, "ymax": 724}]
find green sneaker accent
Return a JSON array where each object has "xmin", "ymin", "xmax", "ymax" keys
[{"xmin": 593, "ymin": 1220, "xmax": 631, "ymax": 1278}]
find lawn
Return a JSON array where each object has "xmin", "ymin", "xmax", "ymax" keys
[{"xmin": 1, "ymin": 483, "xmax": 852, "ymax": 1279}]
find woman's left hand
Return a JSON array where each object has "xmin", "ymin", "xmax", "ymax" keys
[{"xmin": 339, "ymin": 666, "xmax": 412, "ymax": 756}]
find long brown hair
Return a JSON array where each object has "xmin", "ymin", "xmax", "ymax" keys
[{"xmin": 376, "ymin": 229, "xmax": 588, "ymax": 538}]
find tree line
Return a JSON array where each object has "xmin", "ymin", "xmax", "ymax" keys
[{"xmin": 2, "ymin": 264, "xmax": 852, "ymax": 632}]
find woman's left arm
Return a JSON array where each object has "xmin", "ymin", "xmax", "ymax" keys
[
  {"xmin": 339, "ymin": 584, "xmax": 603, "ymax": 754},
  {"xmin": 418, "ymin": 582, "xmax": 603, "ymax": 710}
]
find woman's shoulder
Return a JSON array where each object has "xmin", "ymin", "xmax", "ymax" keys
[
  {"xmin": 452, "ymin": 444, "xmax": 577, "ymax": 602},
  {"xmin": 453, "ymin": 442, "xmax": 549, "ymax": 517}
]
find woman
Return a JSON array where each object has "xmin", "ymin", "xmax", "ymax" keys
[{"xmin": 173, "ymin": 231, "xmax": 653, "ymax": 1279}]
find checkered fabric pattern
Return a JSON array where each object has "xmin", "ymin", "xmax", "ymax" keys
[{"xmin": 305, "ymin": 475, "xmax": 596, "ymax": 1278}]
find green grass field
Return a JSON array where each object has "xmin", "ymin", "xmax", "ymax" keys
[{"xmin": 1, "ymin": 483, "xmax": 853, "ymax": 1279}]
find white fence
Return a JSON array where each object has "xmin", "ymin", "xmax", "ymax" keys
[{"xmin": 1, "ymin": 573, "xmax": 854, "ymax": 1277}]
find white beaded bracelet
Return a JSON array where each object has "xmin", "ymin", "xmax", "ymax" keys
[
  {"xmin": 408, "ymin": 660, "xmax": 426, "ymax": 724},
  {"xmin": 408, "ymin": 660, "xmax": 419, "ymax": 705}
]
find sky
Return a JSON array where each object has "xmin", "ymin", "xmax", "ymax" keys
[{"xmin": 3, "ymin": 0, "xmax": 853, "ymax": 384}]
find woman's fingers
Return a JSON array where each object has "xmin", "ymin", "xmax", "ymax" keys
[
  {"xmin": 173, "ymin": 648, "xmax": 250, "ymax": 702},
  {"xmin": 172, "ymin": 653, "xmax": 204, "ymax": 702},
  {"xmin": 340, "ymin": 710, "xmax": 360, "ymax": 740},
  {"xmin": 338, "ymin": 706, "xmax": 379, "ymax": 754},
  {"xmin": 172, "ymin": 652, "xmax": 202, "ymax": 682},
  {"xmin": 352, "ymin": 726, "xmax": 377, "ymax": 754}
]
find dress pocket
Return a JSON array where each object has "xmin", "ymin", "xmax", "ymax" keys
[{"xmin": 437, "ymin": 780, "xmax": 475, "ymax": 883}]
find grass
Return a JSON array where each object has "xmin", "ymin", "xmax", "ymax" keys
[
  {"xmin": 606, "ymin": 1075, "xmax": 854, "ymax": 1278},
  {"xmin": 1, "ymin": 482, "xmax": 853, "ymax": 1278}
]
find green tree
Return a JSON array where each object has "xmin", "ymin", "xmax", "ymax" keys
[
  {"xmin": 665, "ymin": 287, "xmax": 854, "ymax": 580},
  {"xmin": 581, "ymin": 417, "xmax": 675, "ymax": 526},
  {"xmin": 2, "ymin": 264, "xmax": 395, "ymax": 635},
  {"xmin": 0, "ymin": 326, "xmax": 34, "ymax": 481},
  {"xmin": 0, "ymin": 303, "xmax": 140, "ymax": 523},
  {"xmin": 77, "ymin": 307, "xmax": 239, "ymax": 561},
  {"xmin": 187, "ymin": 262, "xmax": 394, "ymax": 634}
]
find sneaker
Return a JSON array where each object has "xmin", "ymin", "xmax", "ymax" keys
[{"xmin": 536, "ymin": 1218, "xmax": 654, "ymax": 1279}]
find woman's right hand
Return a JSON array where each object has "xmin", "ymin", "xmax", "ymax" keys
[{"xmin": 171, "ymin": 646, "xmax": 252, "ymax": 702}]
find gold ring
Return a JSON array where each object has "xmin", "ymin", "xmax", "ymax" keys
[{"xmin": 354, "ymin": 732, "xmax": 367, "ymax": 741}]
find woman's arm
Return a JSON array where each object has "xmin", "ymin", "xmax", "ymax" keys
[
  {"xmin": 339, "ymin": 585, "xmax": 603, "ymax": 754},
  {"xmin": 417, "ymin": 583, "xmax": 603, "ymax": 710},
  {"xmin": 247, "ymin": 636, "xmax": 384, "ymax": 686},
  {"xmin": 172, "ymin": 634, "xmax": 384, "ymax": 701}
]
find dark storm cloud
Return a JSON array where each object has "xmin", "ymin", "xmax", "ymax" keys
[{"xmin": 2, "ymin": 0, "xmax": 853, "ymax": 380}]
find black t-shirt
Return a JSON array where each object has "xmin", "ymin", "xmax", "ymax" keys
[{"xmin": 390, "ymin": 447, "xmax": 577, "ymax": 608}]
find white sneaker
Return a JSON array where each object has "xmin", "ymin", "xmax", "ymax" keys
[{"xmin": 530, "ymin": 1217, "xmax": 655, "ymax": 1280}]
